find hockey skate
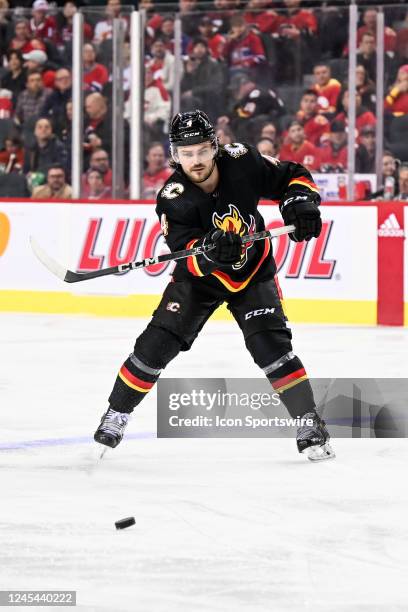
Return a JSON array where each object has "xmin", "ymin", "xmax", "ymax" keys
[
  {"xmin": 296, "ymin": 411, "xmax": 335, "ymax": 461},
  {"xmin": 94, "ymin": 407, "xmax": 130, "ymax": 448}
]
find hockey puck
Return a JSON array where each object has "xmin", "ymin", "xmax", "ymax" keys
[{"xmin": 115, "ymin": 517, "xmax": 135, "ymax": 530}]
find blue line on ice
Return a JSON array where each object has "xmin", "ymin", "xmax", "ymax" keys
[{"xmin": 0, "ymin": 432, "xmax": 156, "ymax": 450}]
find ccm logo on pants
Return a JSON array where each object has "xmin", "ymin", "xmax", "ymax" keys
[{"xmin": 245, "ymin": 308, "xmax": 275, "ymax": 320}]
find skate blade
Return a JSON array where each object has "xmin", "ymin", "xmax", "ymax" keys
[
  {"xmin": 83, "ymin": 444, "xmax": 110, "ymax": 476},
  {"xmin": 99, "ymin": 445, "xmax": 109, "ymax": 460},
  {"xmin": 303, "ymin": 442, "xmax": 336, "ymax": 462}
]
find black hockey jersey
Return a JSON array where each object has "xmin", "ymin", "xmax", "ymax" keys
[{"xmin": 156, "ymin": 142, "xmax": 319, "ymax": 296}]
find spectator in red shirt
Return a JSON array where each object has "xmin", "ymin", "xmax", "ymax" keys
[
  {"xmin": 223, "ymin": 14, "xmax": 266, "ymax": 79},
  {"xmin": 319, "ymin": 120, "xmax": 347, "ymax": 173},
  {"xmin": 278, "ymin": 120, "xmax": 320, "ymax": 171},
  {"xmin": 9, "ymin": 19, "xmax": 34, "ymax": 54},
  {"xmin": 193, "ymin": 16, "xmax": 226, "ymax": 60},
  {"xmin": 311, "ymin": 63, "xmax": 341, "ymax": 115},
  {"xmin": 274, "ymin": 0, "xmax": 317, "ymax": 36},
  {"xmin": 55, "ymin": 1, "xmax": 93, "ymax": 54},
  {"xmin": 335, "ymin": 88, "xmax": 376, "ymax": 139},
  {"xmin": 143, "ymin": 0, "xmax": 164, "ymax": 38},
  {"xmin": 142, "ymin": 142, "xmax": 172, "ymax": 199},
  {"xmin": 357, "ymin": 8, "xmax": 396, "ymax": 55},
  {"xmin": 0, "ymin": 135, "xmax": 24, "ymax": 173},
  {"xmin": 244, "ymin": 0, "xmax": 279, "ymax": 34},
  {"xmin": 83, "ymin": 44, "xmax": 109, "ymax": 93},
  {"xmin": 295, "ymin": 89, "xmax": 330, "ymax": 146},
  {"xmin": 384, "ymin": 64, "xmax": 408, "ymax": 116},
  {"xmin": 30, "ymin": 0, "xmax": 58, "ymax": 45}
]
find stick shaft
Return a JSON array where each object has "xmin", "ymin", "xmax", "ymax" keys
[{"xmin": 32, "ymin": 224, "xmax": 296, "ymax": 284}]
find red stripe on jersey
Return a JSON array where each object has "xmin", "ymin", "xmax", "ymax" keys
[
  {"xmin": 211, "ymin": 238, "xmax": 270, "ymax": 292},
  {"xmin": 186, "ymin": 238, "xmax": 203, "ymax": 277},
  {"xmin": 288, "ymin": 176, "xmax": 318, "ymax": 190}
]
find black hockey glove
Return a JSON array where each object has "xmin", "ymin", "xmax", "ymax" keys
[
  {"xmin": 280, "ymin": 193, "xmax": 322, "ymax": 242},
  {"xmin": 202, "ymin": 229, "xmax": 242, "ymax": 266}
]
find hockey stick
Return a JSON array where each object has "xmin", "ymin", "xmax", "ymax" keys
[{"xmin": 29, "ymin": 224, "xmax": 295, "ymax": 284}]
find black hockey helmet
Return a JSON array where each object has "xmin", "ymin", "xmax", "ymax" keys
[{"xmin": 169, "ymin": 110, "xmax": 218, "ymax": 161}]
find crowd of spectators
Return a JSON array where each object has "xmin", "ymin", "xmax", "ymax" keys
[
  {"xmin": 1, "ymin": 0, "xmax": 408, "ymax": 200},
  {"xmin": 0, "ymin": 0, "xmax": 127, "ymax": 197}
]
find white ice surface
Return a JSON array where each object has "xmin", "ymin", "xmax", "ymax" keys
[{"xmin": 1, "ymin": 314, "xmax": 408, "ymax": 611}]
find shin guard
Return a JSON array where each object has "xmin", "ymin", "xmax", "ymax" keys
[
  {"xmin": 108, "ymin": 325, "xmax": 182, "ymax": 413},
  {"xmin": 246, "ymin": 331, "xmax": 317, "ymax": 420},
  {"xmin": 108, "ymin": 352, "xmax": 160, "ymax": 413}
]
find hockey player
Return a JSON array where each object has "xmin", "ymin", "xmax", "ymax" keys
[{"xmin": 94, "ymin": 110, "xmax": 335, "ymax": 461}]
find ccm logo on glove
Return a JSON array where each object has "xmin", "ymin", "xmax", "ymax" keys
[
  {"xmin": 281, "ymin": 195, "xmax": 309, "ymax": 210},
  {"xmin": 280, "ymin": 191, "xmax": 322, "ymax": 243}
]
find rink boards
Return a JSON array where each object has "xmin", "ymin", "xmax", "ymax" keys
[{"xmin": 0, "ymin": 199, "xmax": 406, "ymax": 325}]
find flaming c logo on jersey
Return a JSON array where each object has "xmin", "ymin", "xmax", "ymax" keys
[
  {"xmin": 212, "ymin": 204, "xmax": 255, "ymax": 270},
  {"xmin": 162, "ymin": 182, "xmax": 184, "ymax": 199},
  {"xmin": 0, "ymin": 212, "xmax": 10, "ymax": 257}
]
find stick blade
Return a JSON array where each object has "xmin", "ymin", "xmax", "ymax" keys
[{"xmin": 29, "ymin": 236, "xmax": 68, "ymax": 281}]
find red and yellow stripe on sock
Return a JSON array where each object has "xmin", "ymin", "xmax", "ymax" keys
[
  {"xmin": 271, "ymin": 368, "xmax": 308, "ymax": 393},
  {"xmin": 118, "ymin": 365, "xmax": 155, "ymax": 393}
]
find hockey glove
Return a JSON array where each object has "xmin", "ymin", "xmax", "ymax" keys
[
  {"xmin": 280, "ymin": 193, "xmax": 322, "ymax": 242},
  {"xmin": 203, "ymin": 229, "xmax": 242, "ymax": 266}
]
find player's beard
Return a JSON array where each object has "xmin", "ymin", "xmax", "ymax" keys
[{"xmin": 186, "ymin": 159, "xmax": 216, "ymax": 184}]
